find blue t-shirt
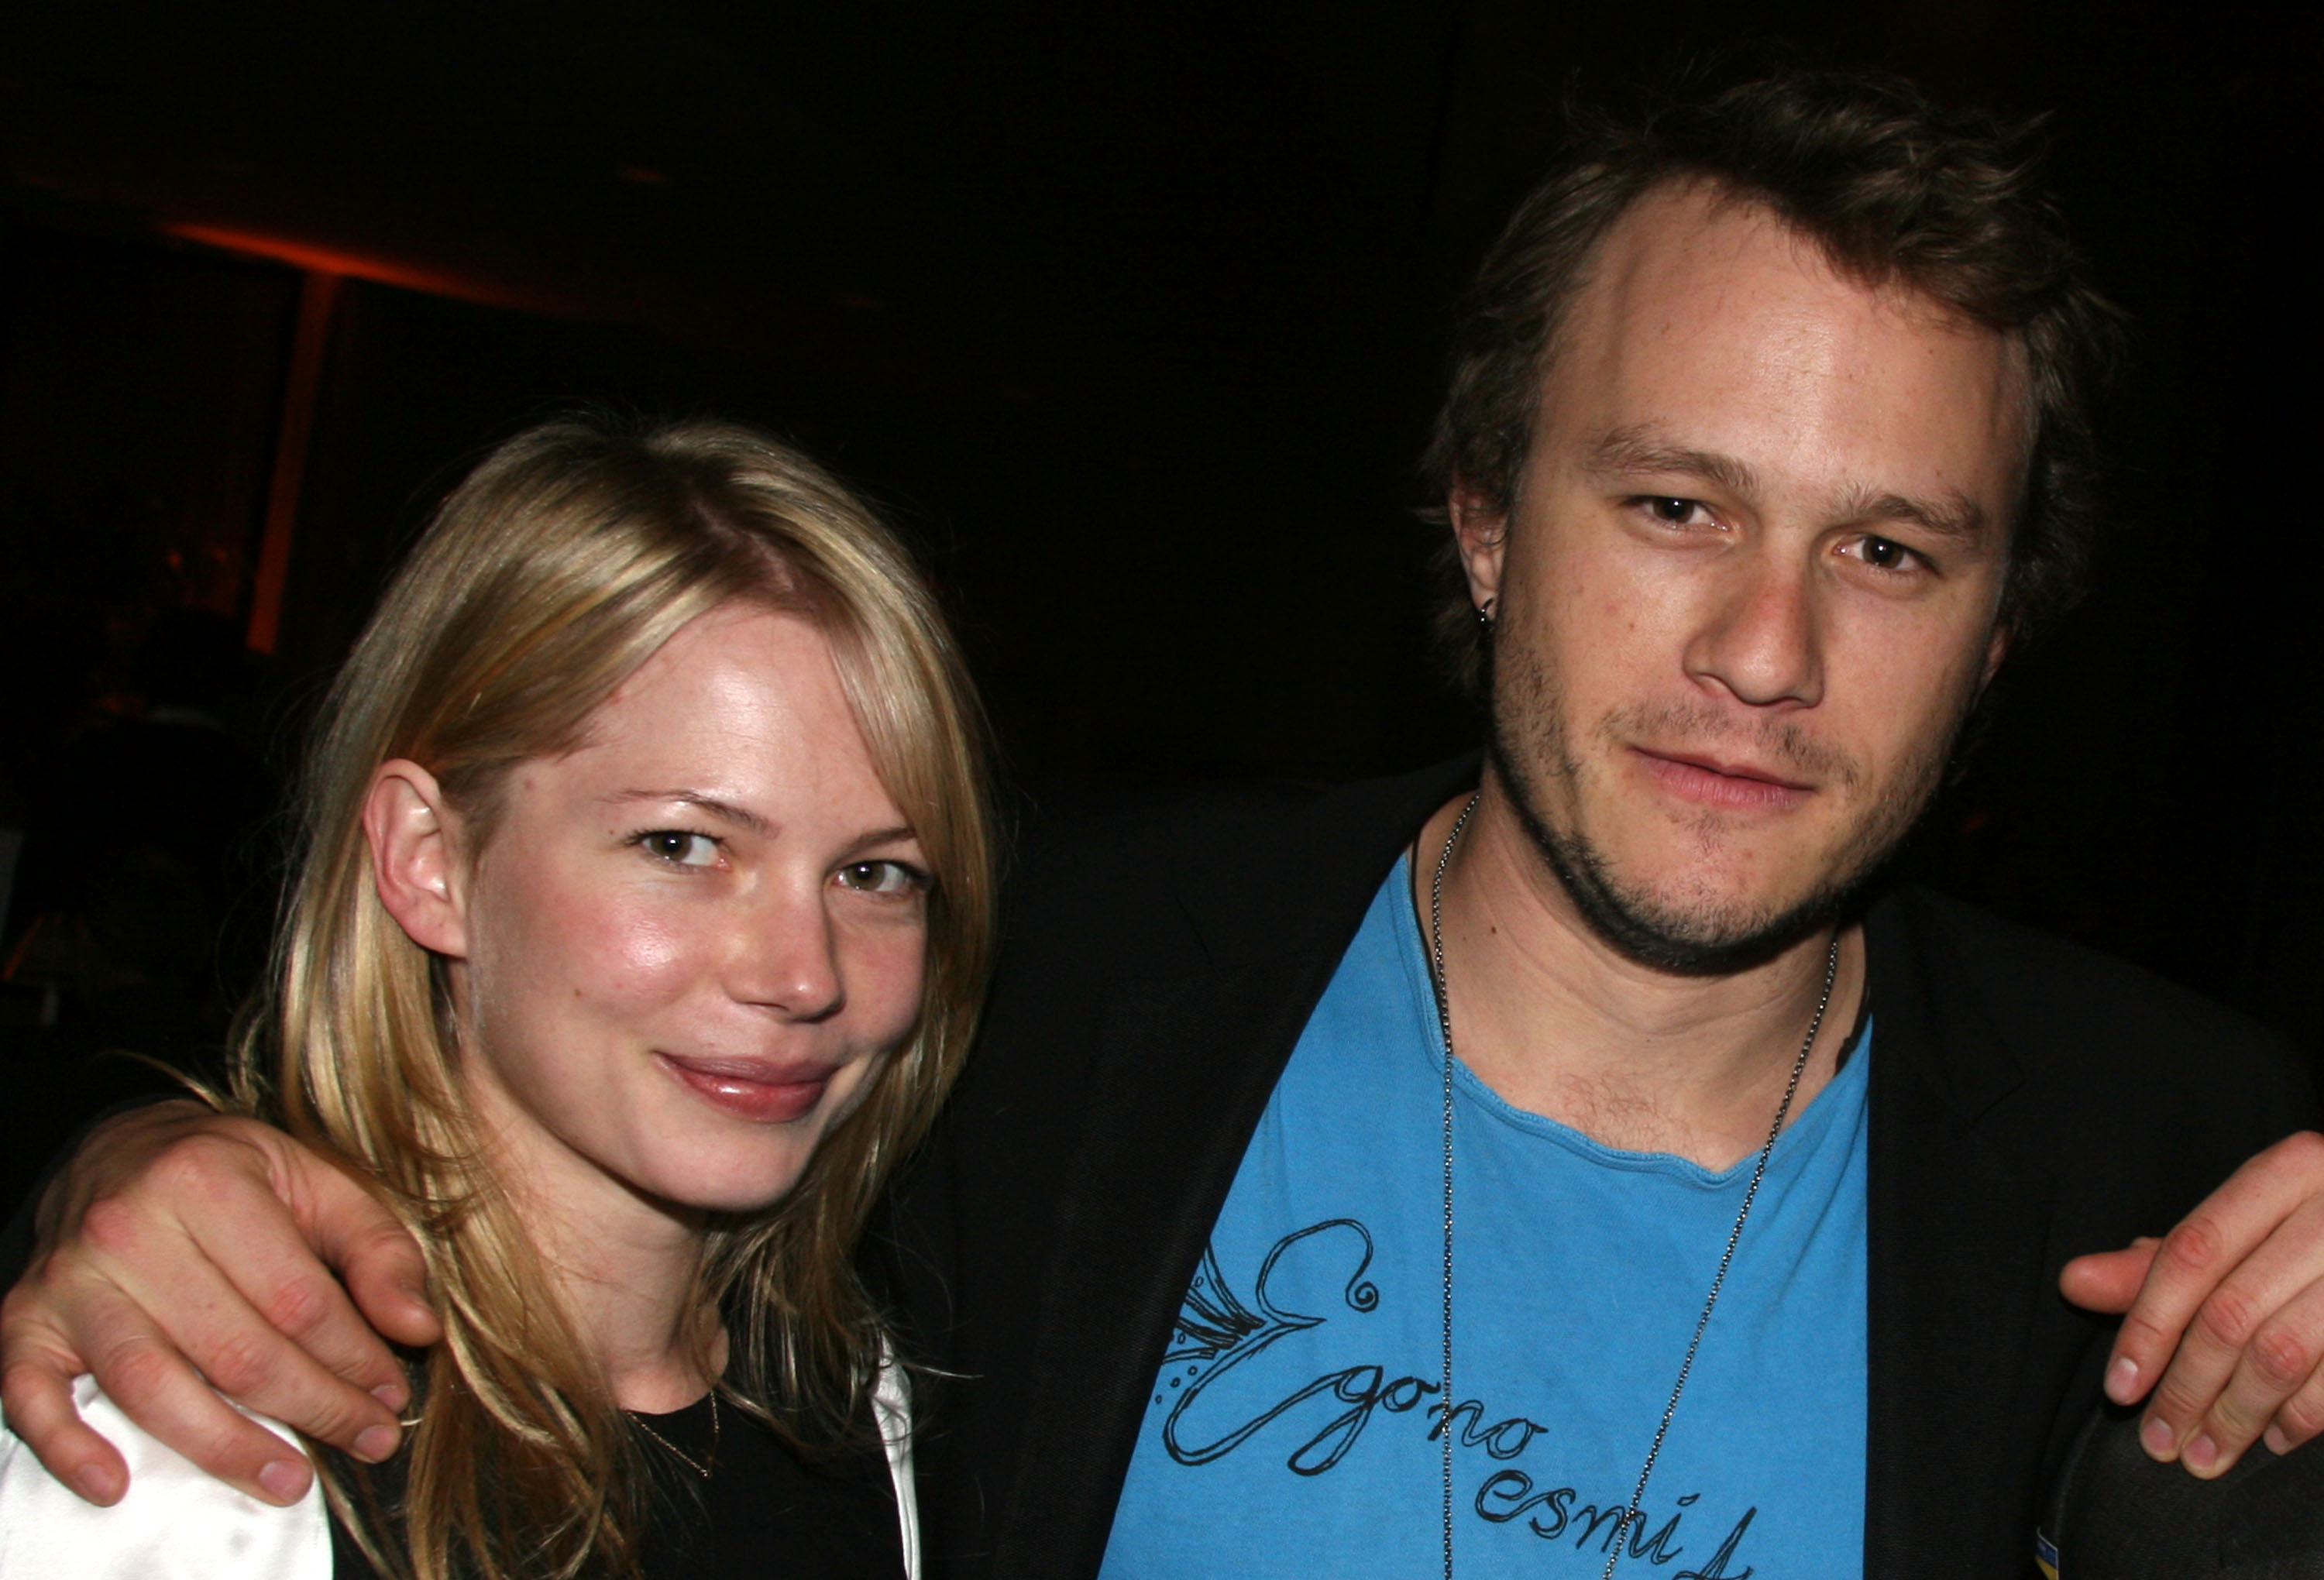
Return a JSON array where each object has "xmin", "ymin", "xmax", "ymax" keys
[{"xmin": 1099, "ymin": 857, "xmax": 1870, "ymax": 1578}]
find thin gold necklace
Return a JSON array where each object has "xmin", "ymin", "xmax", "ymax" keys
[
  {"xmin": 629, "ymin": 1389, "xmax": 721, "ymax": 1479},
  {"xmin": 1425, "ymin": 792, "xmax": 1840, "ymax": 1579}
]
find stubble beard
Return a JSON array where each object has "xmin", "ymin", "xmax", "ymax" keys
[{"xmin": 1485, "ymin": 633, "xmax": 1965, "ymax": 977}]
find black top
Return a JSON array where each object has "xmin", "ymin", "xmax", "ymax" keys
[
  {"xmin": 326, "ymin": 1395, "xmax": 906, "ymax": 1580},
  {"xmin": 629, "ymin": 1394, "xmax": 906, "ymax": 1580}
]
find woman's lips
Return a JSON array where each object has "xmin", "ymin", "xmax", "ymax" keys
[
  {"xmin": 655, "ymin": 1053, "xmax": 837, "ymax": 1124},
  {"xmin": 1632, "ymin": 747, "xmax": 1814, "ymax": 810}
]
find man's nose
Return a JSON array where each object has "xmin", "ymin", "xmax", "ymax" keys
[
  {"xmin": 729, "ymin": 882, "xmax": 847, "ymax": 1021},
  {"xmin": 1683, "ymin": 550, "xmax": 1825, "ymax": 709}
]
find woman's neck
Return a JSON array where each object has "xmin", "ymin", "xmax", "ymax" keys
[
  {"xmin": 462, "ymin": 1070, "xmax": 724, "ymax": 1413},
  {"xmin": 531, "ymin": 1187, "xmax": 721, "ymax": 1414}
]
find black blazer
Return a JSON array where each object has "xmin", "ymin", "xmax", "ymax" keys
[{"xmin": 885, "ymin": 757, "xmax": 2315, "ymax": 1580}]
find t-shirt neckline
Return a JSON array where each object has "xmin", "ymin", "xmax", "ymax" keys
[{"xmin": 1383, "ymin": 849, "xmax": 1872, "ymax": 1190}]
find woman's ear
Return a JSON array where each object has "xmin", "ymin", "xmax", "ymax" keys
[{"xmin": 363, "ymin": 760, "xmax": 469, "ymax": 957}]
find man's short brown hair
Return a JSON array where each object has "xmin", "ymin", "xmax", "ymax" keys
[{"xmin": 1423, "ymin": 70, "xmax": 2125, "ymax": 693}]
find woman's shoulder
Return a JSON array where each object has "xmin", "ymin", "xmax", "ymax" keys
[{"xmin": 0, "ymin": 1376, "xmax": 334, "ymax": 1578}]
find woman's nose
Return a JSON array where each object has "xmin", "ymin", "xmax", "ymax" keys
[{"xmin": 727, "ymin": 884, "xmax": 847, "ymax": 1021}]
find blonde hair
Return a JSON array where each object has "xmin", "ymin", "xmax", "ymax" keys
[{"xmin": 229, "ymin": 417, "xmax": 995, "ymax": 1579}]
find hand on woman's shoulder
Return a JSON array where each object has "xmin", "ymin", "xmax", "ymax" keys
[{"xmin": 0, "ymin": 1376, "xmax": 330, "ymax": 1579}]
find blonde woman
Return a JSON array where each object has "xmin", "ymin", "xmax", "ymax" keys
[{"xmin": 0, "ymin": 417, "xmax": 992, "ymax": 1579}]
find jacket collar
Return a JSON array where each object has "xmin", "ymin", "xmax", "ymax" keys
[
  {"xmin": 1861, "ymin": 888, "xmax": 2054, "ymax": 1575},
  {"xmin": 1173, "ymin": 755, "xmax": 1481, "ymax": 968},
  {"xmin": 1864, "ymin": 888, "xmax": 2027, "ymax": 1121}
]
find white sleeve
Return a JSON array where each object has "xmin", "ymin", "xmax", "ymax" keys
[
  {"xmin": 872, "ymin": 1348, "xmax": 919, "ymax": 1580},
  {"xmin": 0, "ymin": 1375, "xmax": 333, "ymax": 1579}
]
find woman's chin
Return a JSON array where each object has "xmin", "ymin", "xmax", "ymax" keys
[{"xmin": 624, "ymin": 1152, "xmax": 815, "ymax": 1217}]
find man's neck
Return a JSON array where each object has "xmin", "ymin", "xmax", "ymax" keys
[{"xmin": 1418, "ymin": 779, "xmax": 1866, "ymax": 1170}]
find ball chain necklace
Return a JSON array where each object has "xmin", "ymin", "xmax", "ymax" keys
[{"xmin": 1425, "ymin": 792, "xmax": 1840, "ymax": 1580}]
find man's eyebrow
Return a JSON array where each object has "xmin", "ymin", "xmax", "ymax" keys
[
  {"xmin": 1583, "ymin": 426, "xmax": 1762, "ymax": 499},
  {"xmin": 606, "ymin": 789, "xmax": 771, "ymax": 836},
  {"xmin": 1838, "ymin": 486, "xmax": 1989, "ymax": 543}
]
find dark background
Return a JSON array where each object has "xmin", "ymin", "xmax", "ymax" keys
[{"xmin": 1, "ymin": 2, "xmax": 2316, "ymax": 1201}]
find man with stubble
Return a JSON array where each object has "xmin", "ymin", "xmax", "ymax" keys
[
  {"xmin": 893, "ymin": 75, "xmax": 2324, "ymax": 1576},
  {"xmin": 5, "ymin": 70, "xmax": 2323, "ymax": 1580}
]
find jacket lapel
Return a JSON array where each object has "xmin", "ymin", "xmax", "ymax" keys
[{"xmin": 1863, "ymin": 893, "xmax": 2058, "ymax": 1576}]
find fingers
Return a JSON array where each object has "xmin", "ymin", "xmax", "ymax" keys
[
  {"xmin": 94, "ymin": 1139, "xmax": 412, "ymax": 1456},
  {"xmin": 294, "ymin": 1157, "xmax": 442, "ymax": 1352},
  {"xmin": 2059, "ymin": 1239, "xmax": 2161, "ymax": 1318},
  {"xmin": 14, "ymin": 1111, "xmax": 421, "ymax": 1481},
  {"xmin": 2140, "ymin": 1201, "xmax": 2324, "ymax": 1477},
  {"xmin": 71, "ymin": 1280, "xmax": 320, "ymax": 1504},
  {"xmin": 2106, "ymin": 1137, "xmax": 2322, "ymax": 1410},
  {"xmin": 0, "ymin": 1303, "xmax": 128, "ymax": 1505},
  {"xmin": 2199, "ymin": 1273, "xmax": 2324, "ymax": 1466},
  {"xmin": 2114, "ymin": 1132, "xmax": 2324, "ymax": 1477},
  {"xmin": 2264, "ymin": 1348, "xmax": 2324, "ymax": 1457},
  {"xmin": 2, "ymin": 1259, "xmax": 321, "ymax": 1508}
]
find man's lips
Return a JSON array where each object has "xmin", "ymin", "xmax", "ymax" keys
[
  {"xmin": 655, "ymin": 1053, "xmax": 838, "ymax": 1124},
  {"xmin": 1631, "ymin": 746, "xmax": 1816, "ymax": 810}
]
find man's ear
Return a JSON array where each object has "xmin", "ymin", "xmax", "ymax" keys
[
  {"xmin": 363, "ymin": 760, "xmax": 469, "ymax": 958},
  {"xmin": 1448, "ymin": 479, "xmax": 1508, "ymax": 617},
  {"xmin": 1979, "ymin": 622, "xmax": 2011, "ymax": 692}
]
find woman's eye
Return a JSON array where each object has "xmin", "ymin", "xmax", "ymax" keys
[
  {"xmin": 640, "ymin": 830, "xmax": 720, "ymax": 867},
  {"xmin": 837, "ymin": 860, "xmax": 928, "ymax": 897}
]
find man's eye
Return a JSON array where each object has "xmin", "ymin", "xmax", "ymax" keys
[
  {"xmin": 1853, "ymin": 535, "xmax": 1919, "ymax": 572},
  {"xmin": 837, "ymin": 860, "xmax": 928, "ymax": 897},
  {"xmin": 640, "ymin": 830, "xmax": 720, "ymax": 867},
  {"xmin": 1645, "ymin": 496, "xmax": 1707, "ymax": 526}
]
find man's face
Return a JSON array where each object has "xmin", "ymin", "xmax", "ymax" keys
[{"xmin": 1456, "ymin": 183, "xmax": 2023, "ymax": 970}]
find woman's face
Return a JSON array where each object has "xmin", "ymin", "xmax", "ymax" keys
[{"xmin": 417, "ymin": 603, "xmax": 930, "ymax": 1218}]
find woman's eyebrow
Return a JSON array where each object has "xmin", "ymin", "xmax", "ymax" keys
[
  {"xmin": 841, "ymin": 826, "xmax": 921, "ymax": 858},
  {"xmin": 606, "ymin": 792, "xmax": 917, "ymax": 854},
  {"xmin": 605, "ymin": 788, "xmax": 772, "ymax": 835}
]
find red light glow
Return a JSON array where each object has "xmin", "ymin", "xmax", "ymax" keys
[{"xmin": 163, "ymin": 223, "xmax": 561, "ymax": 313}]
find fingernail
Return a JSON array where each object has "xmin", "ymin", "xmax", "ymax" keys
[
  {"xmin": 258, "ymin": 1458, "xmax": 310, "ymax": 1502},
  {"xmin": 353, "ymin": 1425, "xmax": 400, "ymax": 1462},
  {"xmin": 370, "ymin": 1381, "xmax": 408, "ymax": 1413},
  {"xmin": 2264, "ymin": 1425, "xmax": 2291, "ymax": 1456},
  {"xmin": 2140, "ymin": 1416, "xmax": 2177, "ymax": 1460},
  {"xmin": 2184, "ymin": 1434, "xmax": 2219, "ymax": 1472},
  {"xmin": 2105, "ymin": 1356, "xmax": 2140, "ymax": 1403},
  {"xmin": 73, "ymin": 1465, "xmax": 122, "ymax": 1504}
]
